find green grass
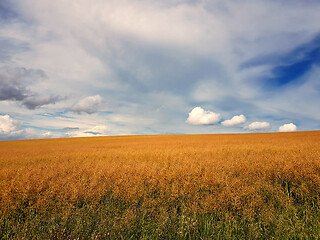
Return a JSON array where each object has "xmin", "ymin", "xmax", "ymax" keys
[{"xmin": 2, "ymin": 184, "xmax": 320, "ymax": 239}]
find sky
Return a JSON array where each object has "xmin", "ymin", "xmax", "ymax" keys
[{"xmin": 0, "ymin": 0, "xmax": 320, "ymax": 140}]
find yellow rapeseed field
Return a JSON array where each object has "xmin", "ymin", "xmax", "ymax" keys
[{"xmin": 1, "ymin": 131, "xmax": 320, "ymax": 239}]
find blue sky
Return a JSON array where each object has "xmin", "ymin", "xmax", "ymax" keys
[{"xmin": 0, "ymin": 0, "xmax": 320, "ymax": 140}]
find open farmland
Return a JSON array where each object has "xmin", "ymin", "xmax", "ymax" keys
[{"xmin": 1, "ymin": 131, "xmax": 320, "ymax": 239}]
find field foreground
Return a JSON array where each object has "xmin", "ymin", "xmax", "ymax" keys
[{"xmin": 1, "ymin": 131, "xmax": 320, "ymax": 239}]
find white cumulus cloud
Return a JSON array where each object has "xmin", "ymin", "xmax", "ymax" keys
[
  {"xmin": 69, "ymin": 95, "xmax": 103, "ymax": 114},
  {"xmin": 279, "ymin": 123, "xmax": 297, "ymax": 132},
  {"xmin": 0, "ymin": 115, "xmax": 18, "ymax": 134},
  {"xmin": 222, "ymin": 114, "xmax": 246, "ymax": 127},
  {"xmin": 186, "ymin": 107, "xmax": 221, "ymax": 125},
  {"xmin": 247, "ymin": 121, "xmax": 271, "ymax": 130},
  {"xmin": 0, "ymin": 115, "xmax": 53, "ymax": 140}
]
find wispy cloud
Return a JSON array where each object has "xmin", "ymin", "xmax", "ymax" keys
[
  {"xmin": 0, "ymin": 114, "xmax": 52, "ymax": 140},
  {"xmin": 66, "ymin": 125, "xmax": 108, "ymax": 137},
  {"xmin": 0, "ymin": 0, "xmax": 320, "ymax": 139}
]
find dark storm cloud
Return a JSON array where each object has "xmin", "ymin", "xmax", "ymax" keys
[
  {"xmin": 22, "ymin": 95, "xmax": 63, "ymax": 109},
  {"xmin": 0, "ymin": 84, "xmax": 28, "ymax": 101},
  {"xmin": 0, "ymin": 66, "xmax": 45, "ymax": 101},
  {"xmin": 0, "ymin": 66, "xmax": 63, "ymax": 109}
]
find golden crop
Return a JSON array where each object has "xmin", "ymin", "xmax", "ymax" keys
[
  {"xmin": 1, "ymin": 131, "xmax": 320, "ymax": 238},
  {"xmin": 1, "ymin": 131, "xmax": 319, "ymax": 211}
]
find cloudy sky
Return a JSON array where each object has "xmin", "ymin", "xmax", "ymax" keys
[{"xmin": 0, "ymin": 0, "xmax": 320, "ymax": 140}]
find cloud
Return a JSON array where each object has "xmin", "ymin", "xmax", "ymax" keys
[
  {"xmin": 192, "ymin": 79, "xmax": 229, "ymax": 103},
  {"xmin": 247, "ymin": 121, "xmax": 271, "ymax": 130},
  {"xmin": 0, "ymin": 114, "xmax": 18, "ymax": 134},
  {"xmin": 0, "ymin": 66, "xmax": 44, "ymax": 101},
  {"xmin": 186, "ymin": 107, "xmax": 221, "ymax": 125},
  {"xmin": 0, "ymin": 114, "xmax": 52, "ymax": 140},
  {"xmin": 222, "ymin": 114, "xmax": 246, "ymax": 127},
  {"xmin": 62, "ymin": 127, "xmax": 79, "ymax": 131},
  {"xmin": 279, "ymin": 123, "xmax": 297, "ymax": 132},
  {"xmin": 1, "ymin": 0, "xmax": 320, "ymax": 140},
  {"xmin": 89, "ymin": 125, "xmax": 108, "ymax": 133},
  {"xmin": 22, "ymin": 95, "xmax": 62, "ymax": 109},
  {"xmin": 0, "ymin": 66, "xmax": 61, "ymax": 109},
  {"xmin": 66, "ymin": 125, "xmax": 108, "ymax": 137},
  {"xmin": 69, "ymin": 95, "xmax": 103, "ymax": 114}
]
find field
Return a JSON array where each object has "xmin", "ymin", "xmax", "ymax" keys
[{"xmin": 1, "ymin": 131, "xmax": 320, "ymax": 239}]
